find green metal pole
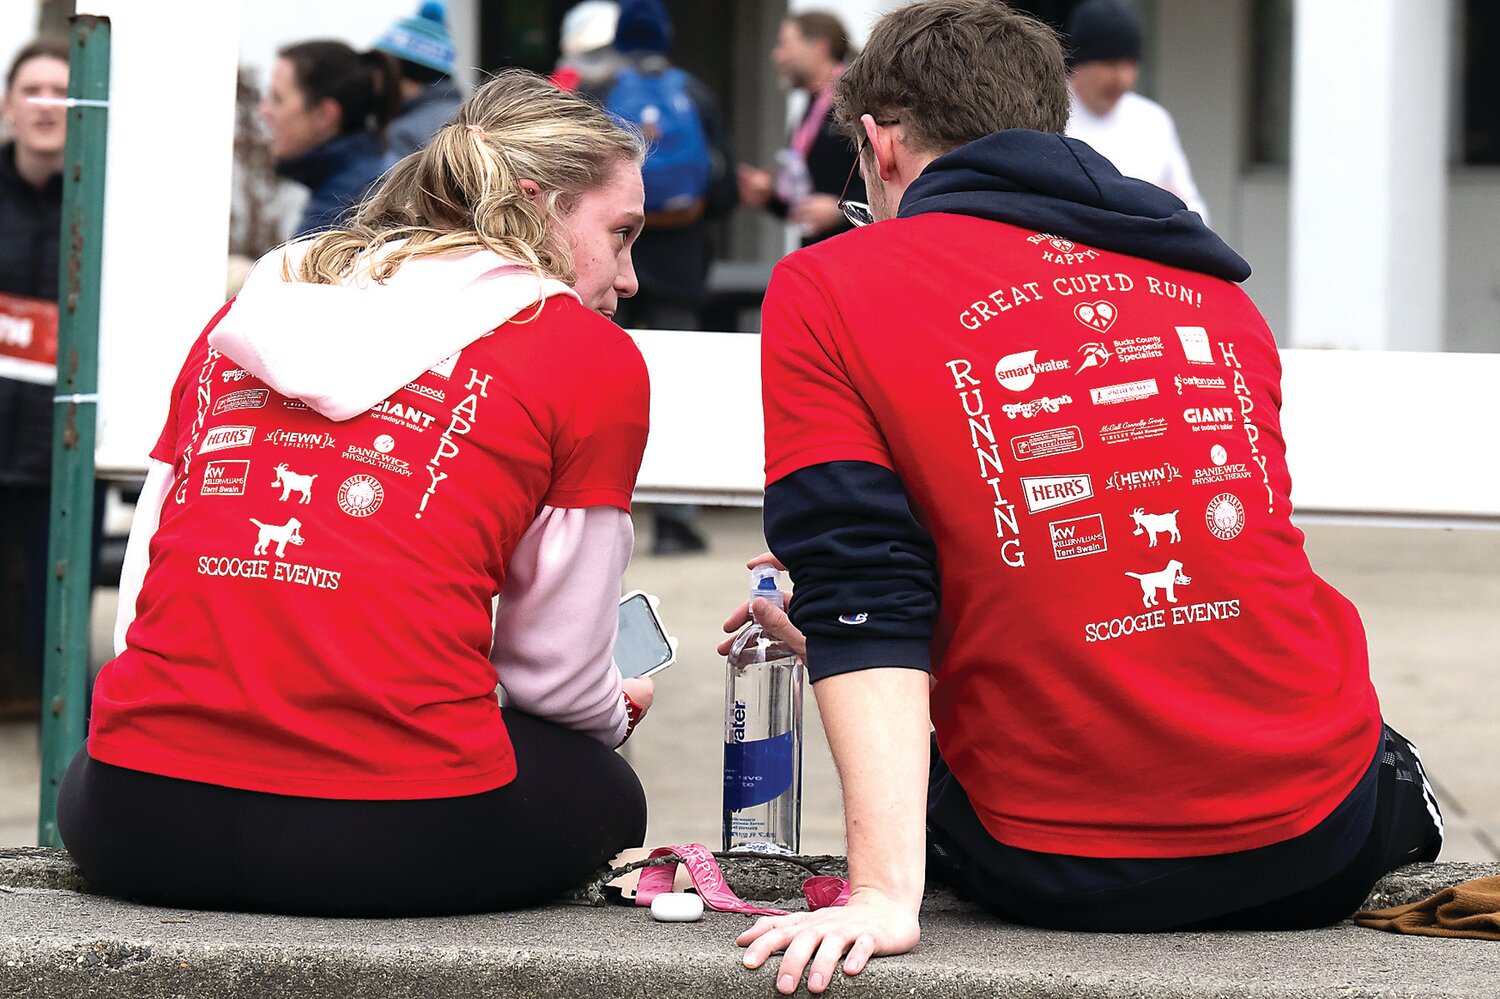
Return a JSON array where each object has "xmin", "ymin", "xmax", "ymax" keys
[{"xmin": 38, "ymin": 15, "xmax": 110, "ymax": 850}]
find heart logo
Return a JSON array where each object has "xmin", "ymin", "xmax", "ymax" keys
[
  {"xmin": 1049, "ymin": 237, "xmax": 1075, "ymax": 253},
  {"xmin": 1073, "ymin": 300, "xmax": 1116, "ymax": 334}
]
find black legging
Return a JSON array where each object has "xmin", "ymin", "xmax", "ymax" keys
[{"xmin": 57, "ymin": 711, "xmax": 646, "ymax": 916}]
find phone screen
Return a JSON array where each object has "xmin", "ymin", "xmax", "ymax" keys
[{"xmin": 616, "ymin": 592, "xmax": 674, "ymax": 679}]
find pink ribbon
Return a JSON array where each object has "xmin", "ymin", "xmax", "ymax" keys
[
  {"xmin": 802, "ymin": 875, "xmax": 852, "ymax": 910},
  {"xmin": 635, "ymin": 845, "xmax": 788, "ymax": 916},
  {"xmin": 633, "ymin": 844, "xmax": 854, "ymax": 916}
]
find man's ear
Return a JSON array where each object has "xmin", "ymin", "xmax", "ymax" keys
[{"xmin": 861, "ymin": 113, "xmax": 899, "ymax": 183}]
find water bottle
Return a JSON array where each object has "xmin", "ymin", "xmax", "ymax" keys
[{"xmin": 722, "ymin": 565, "xmax": 803, "ymax": 854}]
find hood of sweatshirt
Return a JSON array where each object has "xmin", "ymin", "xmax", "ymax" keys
[
  {"xmin": 209, "ymin": 241, "xmax": 577, "ymax": 422},
  {"xmin": 898, "ymin": 129, "xmax": 1251, "ymax": 283}
]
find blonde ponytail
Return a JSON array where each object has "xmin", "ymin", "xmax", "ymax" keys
[{"xmin": 293, "ymin": 69, "xmax": 644, "ymax": 286}]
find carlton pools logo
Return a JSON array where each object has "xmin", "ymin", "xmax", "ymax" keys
[
  {"xmin": 994, "ymin": 349, "xmax": 1070, "ymax": 391},
  {"xmin": 1021, "ymin": 473, "xmax": 1094, "ymax": 514}
]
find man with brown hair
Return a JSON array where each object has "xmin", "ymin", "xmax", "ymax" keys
[
  {"xmin": 737, "ymin": 11, "xmax": 864, "ymax": 244},
  {"xmin": 728, "ymin": 0, "xmax": 1440, "ymax": 992}
]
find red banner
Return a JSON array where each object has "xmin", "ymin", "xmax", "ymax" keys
[{"xmin": 0, "ymin": 292, "xmax": 60, "ymax": 384}]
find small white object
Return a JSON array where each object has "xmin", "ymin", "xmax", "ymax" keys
[{"xmin": 649, "ymin": 892, "xmax": 704, "ymax": 923}]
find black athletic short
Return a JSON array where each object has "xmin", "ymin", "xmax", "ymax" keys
[
  {"xmin": 926, "ymin": 724, "xmax": 1443, "ymax": 931},
  {"xmin": 57, "ymin": 711, "xmax": 646, "ymax": 917}
]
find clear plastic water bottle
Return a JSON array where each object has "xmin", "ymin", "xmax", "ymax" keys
[{"xmin": 722, "ymin": 565, "xmax": 803, "ymax": 854}]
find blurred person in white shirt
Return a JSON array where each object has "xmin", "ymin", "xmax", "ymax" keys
[{"xmin": 1063, "ymin": 0, "xmax": 1208, "ymax": 222}]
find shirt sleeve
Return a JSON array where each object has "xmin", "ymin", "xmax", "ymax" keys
[
  {"xmin": 760, "ymin": 258, "xmax": 893, "ymax": 485},
  {"xmin": 545, "ymin": 336, "xmax": 650, "ymax": 512},
  {"xmin": 113, "ymin": 459, "xmax": 174, "ymax": 656},
  {"xmin": 491, "ymin": 504, "xmax": 633, "ymax": 747},
  {"xmin": 151, "ymin": 300, "xmax": 237, "ymax": 465}
]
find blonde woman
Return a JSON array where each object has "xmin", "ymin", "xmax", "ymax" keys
[{"xmin": 59, "ymin": 71, "xmax": 656, "ymax": 916}]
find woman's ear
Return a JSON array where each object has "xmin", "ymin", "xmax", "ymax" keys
[{"xmin": 518, "ymin": 179, "xmax": 543, "ymax": 205}]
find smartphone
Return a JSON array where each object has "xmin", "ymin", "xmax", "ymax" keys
[{"xmin": 616, "ymin": 590, "xmax": 677, "ymax": 679}]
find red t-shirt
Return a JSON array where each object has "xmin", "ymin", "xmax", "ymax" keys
[
  {"xmin": 89, "ymin": 296, "xmax": 649, "ymax": 799},
  {"xmin": 763, "ymin": 214, "xmax": 1381, "ymax": 858}
]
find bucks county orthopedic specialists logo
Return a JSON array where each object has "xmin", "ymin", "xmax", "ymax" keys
[
  {"xmin": 199, "ymin": 425, "xmax": 255, "ymax": 454},
  {"xmin": 1021, "ymin": 473, "xmax": 1093, "ymax": 514},
  {"xmin": 337, "ymin": 474, "xmax": 384, "ymax": 517},
  {"xmin": 994, "ymin": 349, "xmax": 1070, "ymax": 391}
]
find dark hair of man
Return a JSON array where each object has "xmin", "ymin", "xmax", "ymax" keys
[
  {"xmin": 834, "ymin": 0, "xmax": 1069, "ymax": 157},
  {"xmin": 278, "ymin": 40, "xmax": 403, "ymax": 136},
  {"xmin": 6, "ymin": 37, "xmax": 70, "ymax": 91},
  {"xmin": 790, "ymin": 12, "xmax": 851, "ymax": 65}
]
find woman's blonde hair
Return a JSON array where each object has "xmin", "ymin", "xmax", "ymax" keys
[{"xmin": 293, "ymin": 69, "xmax": 644, "ymax": 286}]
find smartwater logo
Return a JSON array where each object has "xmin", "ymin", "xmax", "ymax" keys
[
  {"xmin": 731, "ymin": 700, "xmax": 747, "ymax": 743},
  {"xmin": 994, "ymin": 349, "xmax": 1070, "ymax": 391}
]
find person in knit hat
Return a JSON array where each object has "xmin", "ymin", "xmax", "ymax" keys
[
  {"xmin": 376, "ymin": 1, "xmax": 467, "ymax": 158},
  {"xmin": 1063, "ymin": 0, "xmax": 1208, "ymax": 220},
  {"xmin": 589, "ymin": 0, "xmax": 736, "ymax": 555}
]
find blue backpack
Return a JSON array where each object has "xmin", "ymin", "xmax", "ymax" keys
[{"xmin": 606, "ymin": 65, "xmax": 712, "ymax": 214}]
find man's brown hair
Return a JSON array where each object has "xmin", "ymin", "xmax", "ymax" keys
[
  {"xmin": 6, "ymin": 38, "xmax": 69, "ymax": 91},
  {"xmin": 834, "ymin": 0, "xmax": 1069, "ymax": 156},
  {"xmin": 789, "ymin": 12, "xmax": 851, "ymax": 65}
]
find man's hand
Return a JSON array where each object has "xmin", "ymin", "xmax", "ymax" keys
[
  {"xmin": 717, "ymin": 552, "xmax": 807, "ymax": 659},
  {"xmin": 738, "ymin": 164, "xmax": 774, "ymax": 208},
  {"xmin": 789, "ymin": 194, "xmax": 844, "ymax": 237},
  {"xmin": 738, "ymin": 887, "xmax": 920, "ymax": 994}
]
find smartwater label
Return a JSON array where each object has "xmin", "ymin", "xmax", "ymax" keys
[{"xmin": 723, "ymin": 732, "xmax": 794, "ymax": 810}]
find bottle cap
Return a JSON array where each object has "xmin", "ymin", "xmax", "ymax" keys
[{"xmin": 749, "ymin": 565, "xmax": 783, "ymax": 608}]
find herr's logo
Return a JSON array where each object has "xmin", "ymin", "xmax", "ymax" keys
[
  {"xmin": 200, "ymin": 425, "xmax": 255, "ymax": 453},
  {"xmin": 994, "ymin": 349, "xmax": 1070, "ymax": 391},
  {"xmin": 1021, "ymin": 473, "xmax": 1094, "ymax": 514}
]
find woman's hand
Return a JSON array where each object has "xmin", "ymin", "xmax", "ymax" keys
[
  {"xmin": 717, "ymin": 552, "xmax": 807, "ymax": 660},
  {"xmin": 738, "ymin": 887, "xmax": 921, "ymax": 994},
  {"xmin": 620, "ymin": 676, "xmax": 654, "ymax": 726}
]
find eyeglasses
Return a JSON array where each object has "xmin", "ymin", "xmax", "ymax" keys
[{"xmin": 837, "ymin": 119, "xmax": 900, "ymax": 228}]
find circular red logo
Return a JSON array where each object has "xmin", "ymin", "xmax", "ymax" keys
[
  {"xmin": 1205, "ymin": 492, "xmax": 1245, "ymax": 540},
  {"xmin": 338, "ymin": 474, "xmax": 384, "ymax": 517}
]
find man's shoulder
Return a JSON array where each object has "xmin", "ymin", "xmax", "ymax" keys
[{"xmin": 1118, "ymin": 91, "xmax": 1176, "ymax": 128}]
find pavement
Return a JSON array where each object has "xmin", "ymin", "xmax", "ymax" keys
[
  {"xmin": 2, "ymin": 508, "xmax": 1498, "ymax": 862},
  {"xmin": 1, "ymin": 846, "xmax": 1498, "ymax": 998}
]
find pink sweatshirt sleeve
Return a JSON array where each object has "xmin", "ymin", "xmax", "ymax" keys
[
  {"xmin": 114, "ymin": 459, "xmax": 174, "ymax": 656},
  {"xmin": 491, "ymin": 505, "xmax": 633, "ymax": 746}
]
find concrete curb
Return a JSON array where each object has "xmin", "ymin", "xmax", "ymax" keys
[{"xmin": 2, "ymin": 853, "xmax": 1497, "ymax": 998}]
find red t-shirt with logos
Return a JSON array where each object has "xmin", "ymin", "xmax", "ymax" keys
[
  {"xmin": 89, "ymin": 296, "xmax": 649, "ymax": 799},
  {"xmin": 762, "ymin": 213, "xmax": 1381, "ymax": 858}
]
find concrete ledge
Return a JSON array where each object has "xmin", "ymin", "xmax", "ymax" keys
[{"xmin": 2, "ymin": 850, "xmax": 1498, "ymax": 998}]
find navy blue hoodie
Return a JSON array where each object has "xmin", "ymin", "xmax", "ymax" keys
[{"xmin": 766, "ymin": 128, "xmax": 1251, "ymax": 684}]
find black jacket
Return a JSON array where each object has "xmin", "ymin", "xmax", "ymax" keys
[
  {"xmin": 0, "ymin": 143, "xmax": 63, "ymax": 486},
  {"xmin": 768, "ymin": 95, "xmax": 866, "ymax": 246}
]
